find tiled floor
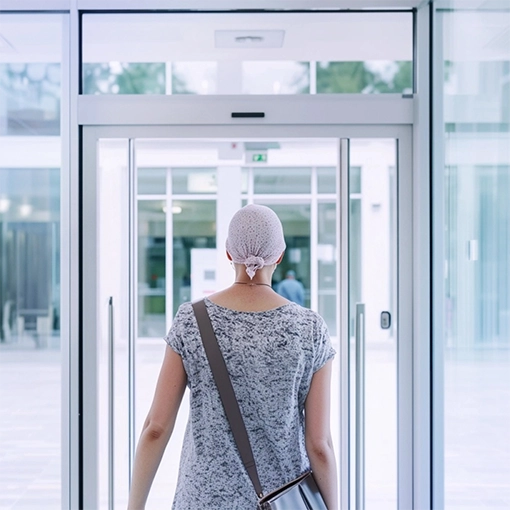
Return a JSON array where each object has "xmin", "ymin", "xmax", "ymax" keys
[{"xmin": 1, "ymin": 339, "xmax": 509, "ymax": 509}]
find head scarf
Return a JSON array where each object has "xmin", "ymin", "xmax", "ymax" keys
[{"xmin": 225, "ymin": 204, "xmax": 286, "ymax": 279}]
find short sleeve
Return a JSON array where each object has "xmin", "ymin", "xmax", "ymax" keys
[
  {"xmin": 313, "ymin": 315, "xmax": 336, "ymax": 373},
  {"xmin": 163, "ymin": 303, "xmax": 187, "ymax": 356}
]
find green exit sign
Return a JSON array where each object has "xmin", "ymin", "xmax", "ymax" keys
[{"xmin": 252, "ymin": 153, "xmax": 267, "ymax": 163}]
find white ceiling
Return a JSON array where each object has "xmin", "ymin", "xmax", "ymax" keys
[
  {"xmin": 0, "ymin": 12, "xmax": 414, "ymax": 63},
  {"xmin": 81, "ymin": 12, "xmax": 413, "ymax": 62},
  {"xmin": 0, "ymin": 10, "xmax": 508, "ymax": 63}
]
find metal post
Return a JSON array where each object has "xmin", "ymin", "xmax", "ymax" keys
[
  {"xmin": 108, "ymin": 297, "xmax": 115, "ymax": 510},
  {"xmin": 355, "ymin": 303, "xmax": 366, "ymax": 510}
]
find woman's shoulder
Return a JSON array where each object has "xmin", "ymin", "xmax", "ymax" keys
[
  {"xmin": 173, "ymin": 299, "xmax": 326, "ymax": 330},
  {"xmin": 171, "ymin": 301, "xmax": 196, "ymax": 327}
]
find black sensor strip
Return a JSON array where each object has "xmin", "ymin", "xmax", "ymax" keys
[{"xmin": 231, "ymin": 112, "xmax": 265, "ymax": 118}]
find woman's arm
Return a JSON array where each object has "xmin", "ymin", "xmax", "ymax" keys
[
  {"xmin": 127, "ymin": 346, "xmax": 187, "ymax": 510},
  {"xmin": 304, "ymin": 360, "xmax": 338, "ymax": 510}
]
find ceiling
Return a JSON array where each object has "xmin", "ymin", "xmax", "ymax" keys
[
  {"xmin": 81, "ymin": 12, "xmax": 413, "ymax": 62},
  {"xmin": 0, "ymin": 9, "xmax": 508, "ymax": 63},
  {"xmin": 2, "ymin": 12, "xmax": 414, "ymax": 63}
]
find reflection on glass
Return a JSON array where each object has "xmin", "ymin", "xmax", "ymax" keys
[
  {"xmin": 253, "ymin": 167, "xmax": 311, "ymax": 194},
  {"xmin": 171, "ymin": 168, "xmax": 217, "ymax": 194},
  {"xmin": 138, "ymin": 200, "xmax": 166, "ymax": 338},
  {"xmin": 440, "ymin": 8, "xmax": 510, "ymax": 510},
  {"xmin": 0, "ymin": 13, "xmax": 63, "ymax": 508}
]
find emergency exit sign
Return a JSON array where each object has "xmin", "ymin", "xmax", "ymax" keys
[{"xmin": 251, "ymin": 153, "xmax": 267, "ymax": 163}]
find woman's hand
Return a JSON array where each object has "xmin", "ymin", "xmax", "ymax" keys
[
  {"xmin": 127, "ymin": 346, "xmax": 187, "ymax": 510},
  {"xmin": 304, "ymin": 360, "xmax": 338, "ymax": 510}
]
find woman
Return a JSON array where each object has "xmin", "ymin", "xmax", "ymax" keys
[{"xmin": 128, "ymin": 204, "xmax": 338, "ymax": 510}]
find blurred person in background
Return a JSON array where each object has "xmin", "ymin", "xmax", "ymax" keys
[{"xmin": 276, "ymin": 269, "xmax": 305, "ymax": 306}]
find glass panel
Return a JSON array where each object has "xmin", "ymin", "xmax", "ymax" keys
[
  {"xmin": 317, "ymin": 167, "xmax": 336, "ymax": 193},
  {"xmin": 253, "ymin": 167, "xmax": 311, "ymax": 194},
  {"xmin": 172, "ymin": 200, "xmax": 217, "ymax": 315},
  {"xmin": 241, "ymin": 168, "xmax": 249, "ymax": 194},
  {"xmin": 138, "ymin": 200, "xmax": 166, "ymax": 338},
  {"xmin": 82, "ymin": 12, "xmax": 413, "ymax": 95},
  {"xmin": 350, "ymin": 166, "xmax": 362, "ymax": 194},
  {"xmin": 96, "ymin": 139, "xmax": 130, "ymax": 508},
  {"xmin": 171, "ymin": 168, "xmax": 217, "ymax": 194},
  {"xmin": 317, "ymin": 61, "xmax": 412, "ymax": 94},
  {"xmin": 0, "ymin": 13, "xmax": 62, "ymax": 508},
  {"xmin": 349, "ymin": 139, "xmax": 397, "ymax": 509},
  {"xmin": 439, "ymin": 7, "xmax": 510, "ymax": 510},
  {"xmin": 260, "ymin": 203, "xmax": 311, "ymax": 307},
  {"xmin": 138, "ymin": 168, "xmax": 167, "ymax": 195},
  {"xmin": 318, "ymin": 202, "xmax": 337, "ymax": 336},
  {"xmin": 103, "ymin": 138, "xmax": 344, "ymax": 508},
  {"xmin": 83, "ymin": 63, "xmax": 166, "ymax": 95},
  {"xmin": 172, "ymin": 62, "xmax": 217, "ymax": 94},
  {"xmin": 242, "ymin": 61, "xmax": 309, "ymax": 94}
]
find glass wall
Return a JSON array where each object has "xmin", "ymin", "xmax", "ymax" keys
[
  {"xmin": 438, "ymin": 5, "xmax": 510, "ymax": 509},
  {"xmin": 81, "ymin": 12, "xmax": 413, "ymax": 95},
  {"xmin": 0, "ymin": 13, "xmax": 63, "ymax": 508}
]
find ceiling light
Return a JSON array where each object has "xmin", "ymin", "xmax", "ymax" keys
[
  {"xmin": 172, "ymin": 206, "xmax": 182, "ymax": 214},
  {"xmin": 20, "ymin": 204, "xmax": 32, "ymax": 217},
  {"xmin": 235, "ymin": 36, "xmax": 264, "ymax": 44},
  {"xmin": 0, "ymin": 198, "xmax": 10, "ymax": 213},
  {"xmin": 215, "ymin": 30, "xmax": 285, "ymax": 49}
]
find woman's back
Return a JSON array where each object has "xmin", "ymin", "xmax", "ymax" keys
[
  {"xmin": 165, "ymin": 298, "xmax": 334, "ymax": 509},
  {"xmin": 127, "ymin": 205, "xmax": 337, "ymax": 510}
]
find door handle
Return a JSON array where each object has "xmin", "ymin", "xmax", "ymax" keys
[
  {"xmin": 355, "ymin": 303, "xmax": 365, "ymax": 510},
  {"xmin": 108, "ymin": 297, "xmax": 114, "ymax": 510}
]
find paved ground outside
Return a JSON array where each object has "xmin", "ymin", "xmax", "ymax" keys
[{"xmin": 0, "ymin": 338, "xmax": 509, "ymax": 509}]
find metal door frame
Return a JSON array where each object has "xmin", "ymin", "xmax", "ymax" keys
[{"xmin": 80, "ymin": 109, "xmax": 415, "ymax": 509}]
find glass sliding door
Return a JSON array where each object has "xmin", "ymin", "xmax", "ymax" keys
[
  {"xmin": 347, "ymin": 139, "xmax": 399, "ymax": 510},
  {"xmin": 82, "ymin": 130, "xmax": 411, "ymax": 510}
]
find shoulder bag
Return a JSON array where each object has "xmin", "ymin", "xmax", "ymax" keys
[{"xmin": 192, "ymin": 299, "xmax": 328, "ymax": 510}]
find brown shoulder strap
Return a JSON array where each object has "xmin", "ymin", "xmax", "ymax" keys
[{"xmin": 192, "ymin": 299, "xmax": 264, "ymax": 498}]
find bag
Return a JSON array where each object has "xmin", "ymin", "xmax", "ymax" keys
[
  {"xmin": 258, "ymin": 471, "xmax": 326, "ymax": 510},
  {"xmin": 192, "ymin": 299, "xmax": 328, "ymax": 510}
]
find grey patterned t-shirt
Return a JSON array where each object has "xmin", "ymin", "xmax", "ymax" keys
[{"xmin": 164, "ymin": 298, "xmax": 335, "ymax": 510}]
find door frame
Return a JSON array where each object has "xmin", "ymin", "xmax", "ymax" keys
[{"xmin": 80, "ymin": 118, "xmax": 414, "ymax": 510}]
